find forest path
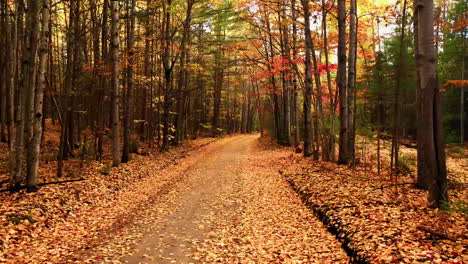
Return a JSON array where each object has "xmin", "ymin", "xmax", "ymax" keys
[{"xmin": 121, "ymin": 135, "xmax": 348, "ymax": 263}]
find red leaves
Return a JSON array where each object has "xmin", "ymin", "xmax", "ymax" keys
[
  {"xmin": 445, "ymin": 15, "xmax": 468, "ymax": 33},
  {"xmin": 444, "ymin": 80, "xmax": 468, "ymax": 88}
]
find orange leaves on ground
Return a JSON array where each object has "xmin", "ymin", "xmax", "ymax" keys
[
  {"xmin": 0, "ymin": 137, "xmax": 216, "ymax": 263},
  {"xmin": 279, "ymin": 144, "xmax": 467, "ymax": 264}
]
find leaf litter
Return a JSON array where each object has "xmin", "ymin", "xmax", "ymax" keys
[
  {"xmin": 2, "ymin": 133, "xmax": 464, "ymax": 263},
  {"xmin": 279, "ymin": 137, "xmax": 467, "ymax": 264}
]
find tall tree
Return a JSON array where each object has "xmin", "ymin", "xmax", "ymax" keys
[
  {"xmin": 302, "ymin": 0, "xmax": 313, "ymax": 157},
  {"xmin": 8, "ymin": 0, "xmax": 19, "ymax": 190},
  {"xmin": 122, "ymin": 0, "xmax": 136, "ymax": 163},
  {"xmin": 322, "ymin": 0, "xmax": 337, "ymax": 162},
  {"xmin": 347, "ymin": 0, "xmax": 357, "ymax": 164},
  {"xmin": 111, "ymin": 0, "xmax": 121, "ymax": 166},
  {"xmin": 337, "ymin": 0, "xmax": 348, "ymax": 164},
  {"xmin": 414, "ymin": 0, "xmax": 448, "ymax": 207},
  {"xmin": 27, "ymin": 0, "xmax": 50, "ymax": 191}
]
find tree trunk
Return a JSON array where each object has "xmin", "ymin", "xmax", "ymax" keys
[
  {"xmin": 322, "ymin": 0, "xmax": 336, "ymax": 162},
  {"xmin": 58, "ymin": 0, "xmax": 79, "ymax": 176},
  {"xmin": 8, "ymin": 1, "xmax": 19, "ymax": 190},
  {"xmin": 122, "ymin": 0, "xmax": 136, "ymax": 163},
  {"xmin": 347, "ymin": 0, "xmax": 357, "ymax": 164},
  {"xmin": 291, "ymin": 0, "xmax": 300, "ymax": 147},
  {"xmin": 23, "ymin": 0, "xmax": 41, "ymax": 159},
  {"xmin": 281, "ymin": 4, "xmax": 291, "ymax": 146},
  {"xmin": 310, "ymin": 34, "xmax": 323, "ymax": 160},
  {"xmin": 461, "ymin": 28, "xmax": 466, "ymax": 144},
  {"xmin": 161, "ymin": 0, "xmax": 172, "ymax": 151},
  {"xmin": 27, "ymin": 0, "xmax": 50, "ymax": 192},
  {"xmin": 302, "ymin": 0, "xmax": 313, "ymax": 157},
  {"xmin": 110, "ymin": 0, "xmax": 121, "ymax": 166},
  {"xmin": 337, "ymin": 0, "xmax": 348, "ymax": 164},
  {"xmin": 0, "ymin": 0, "xmax": 6, "ymax": 143},
  {"xmin": 14, "ymin": 0, "xmax": 40, "ymax": 188},
  {"xmin": 414, "ymin": 0, "xmax": 448, "ymax": 208}
]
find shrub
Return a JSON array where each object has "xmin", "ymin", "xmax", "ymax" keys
[{"xmin": 398, "ymin": 155, "xmax": 415, "ymax": 175}]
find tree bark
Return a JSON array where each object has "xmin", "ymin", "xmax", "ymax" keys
[
  {"xmin": 291, "ymin": 0, "xmax": 300, "ymax": 147},
  {"xmin": 27, "ymin": 0, "xmax": 50, "ymax": 192},
  {"xmin": 122, "ymin": 0, "xmax": 136, "ymax": 163},
  {"xmin": 414, "ymin": 0, "xmax": 448, "ymax": 208},
  {"xmin": 280, "ymin": 3, "xmax": 291, "ymax": 146},
  {"xmin": 322, "ymin": 0, "xmax": 336, "ymax": 162},
  {"xmin": 110, "ymin": 0, "xmax": 121, "ymax": 166},
  {"xmin": 8, "ymin": 0, "xmax": 19, "ymax": 190},
  {"xmin": 302, "ymin": 0, "xmax": 313, "ymax": 157},
  {"xmin": 347, "ymin": 0, "xmax": 357, "ymax": 164},
  {"xmin": 0, "ymin": 0, "xmax": 7, "ymax": 143},
  {"xmin": 337, "ymin": 0, "xmax": 348, "ymax": 164},
  {"xmin": 161, "ymin": 0, "xmax": 173, "ymax": 151}
]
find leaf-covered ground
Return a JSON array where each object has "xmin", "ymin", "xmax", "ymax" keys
[
  {"xmin": 118, "ymin": 135, "xmax": 348, "ymax": 263},
  {"xmin": 281, "ymin": 138, "xmax": 467, "ymax": 264},
  {"xmin": 1, "ymin": 132, "xmax": 465, "ymax": 263},
  {"xmin": 0, "ymin": 134, "xmax": 216, "ymax": 263},
  {"xmin": 190, "ymin": 136, "xmax": 348, "ymax": 263},
  {"xmin": 1, "ymin": 134, "xmax": 349, "ymax": 263}
]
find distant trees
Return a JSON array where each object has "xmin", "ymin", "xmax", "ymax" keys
[
  {"xmin": 242, "ymin": 0, "xmax": 456, "ymax": 208},
  {"xmin": 439, "ymin": 0, "xmax": 467, "ymax": 144},
  {"xmin": 0, "ymin": 0, "xmax": 259, "ymax": 192}
]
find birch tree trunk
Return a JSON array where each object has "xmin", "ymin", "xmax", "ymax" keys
[
  {"xmin": 27, "ymin": 0, "xmax": 50, "ymax": 191},
  {"xmin": 14, "ymin": 0, "xmax": 40, "ymax": 189}
]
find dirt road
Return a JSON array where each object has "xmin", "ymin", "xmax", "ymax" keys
[{"xmin": 104, "ymin": 135, "xmax": 348, "ymax": 263}]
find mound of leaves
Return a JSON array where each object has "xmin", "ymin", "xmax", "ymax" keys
[{"xmin": 283, "ymin": 156, "xmax": 467, "ymax": 264}]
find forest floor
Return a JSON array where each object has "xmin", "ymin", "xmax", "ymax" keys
[
  {"xmin": 0, "ymin": 134, "xmax": 349, "ymax": 263},
  {"xmin": 283, "ymin": 137, "xmax": 467, "ymax": 263},
  {"xmin": 0, "ymin": 130, "xmax": 466, "ymax": 263}
]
